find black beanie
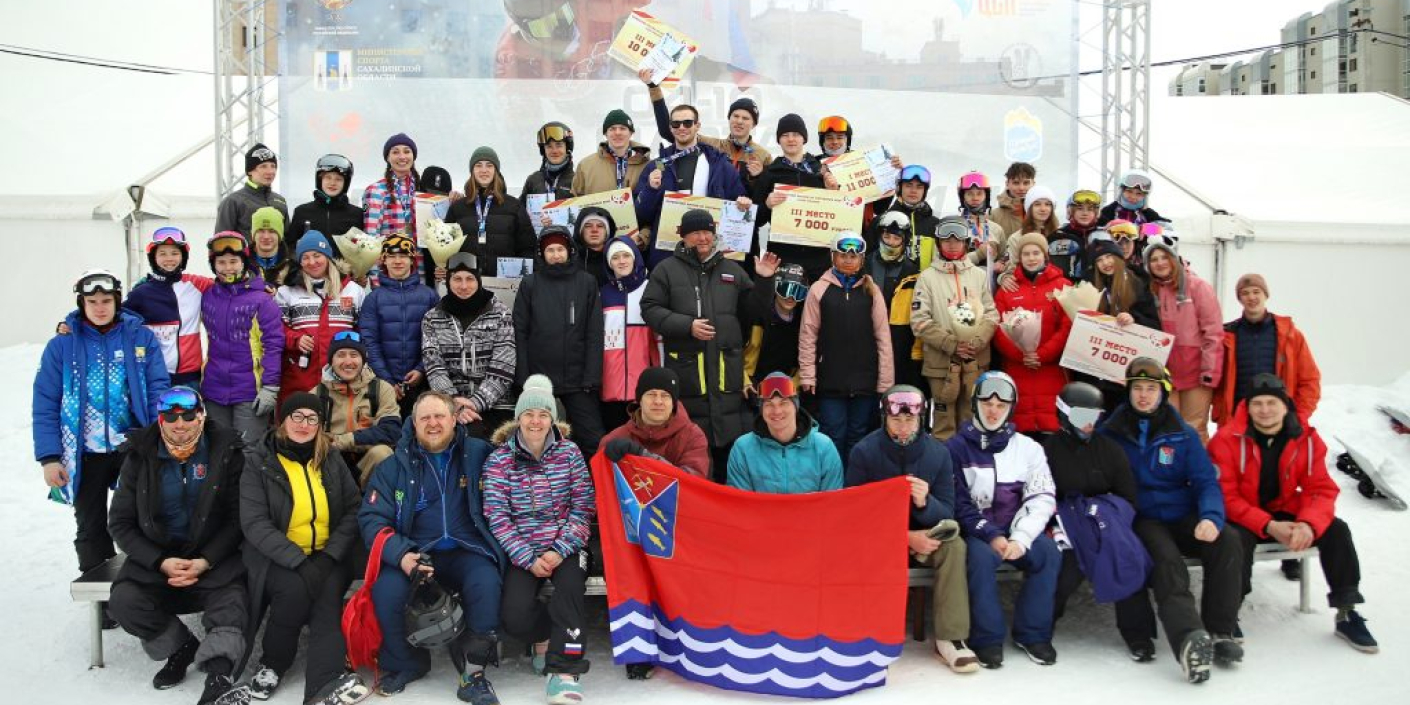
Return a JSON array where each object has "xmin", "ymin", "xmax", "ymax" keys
[
  {"xmin": 1248, "ymin": 373, "xmax": 1292, "ymax": 408},
  {"xmin": 280, "ymin": 392, "xmax": 323, "ymax": 423},
  {"xmin": 729, "ymin": 97, "xmax": 760, "ymax": 125},
  {"xmin": 635, "ymin": 367, "xmax": 680, "ymax": 405},
  {"xmin": 776, "ymin": 113, "xmax": 808, "ymax": 142},
  {"xmin": 327, "ymin": 333, "xmax": 367, "ymax": 366},
  {"xmin": 245, "ymin": 143, "xmax": 277, "ymax": 174},
  {"xmin": 421, "ymin": 166, "xmax": 453, "ymax": 195}
]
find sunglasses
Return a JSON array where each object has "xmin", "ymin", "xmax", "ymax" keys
[
  {"xmin": 974, "ymin": 375, "xmax": 1017, "ymax": 403},
  {"xmin": 669, "ymin": 119, "xmax": 697, "ymax": 129},
  {"xmin": 958, "ymin": 172, "xmax": 990, "ymax": 190},
  {"xmin": 537, "ymin": 124, "xmax": 572, "ymax": 143},
  {"xmin": 775, "ymin": 279, "xmax": 808, "ymax": 301},
  {"xmin": 817, "ymin": 116, "xmax": 851, "ymax": 134},
  {"xmin": 160, "ymin": 408, "xmax": 200, "ymax": 423},
  {"xmin": 333, "ymin": 330, "xmax": 363, "ymax": 342},
  {"xmin": 883, "ymin": 391, "xmax": 926, "ymax": 416},
  {"xmin": 150, "ymin": 227, "xmax": 187, "ymax": 246},
  {"xmin": 316, "ymin": 154, "xmax": 353, "ymax": 172},
  {"xmin": 288, "ymin": 411, "xmax": 322, "ymax": 426},
  {"xmin": 1069, "ymin": 190, "xmax": 1101, "ymax": 207},
  {"xmin": 158, "ymin": 387, "xmax": 203, "ymax": 414},
  {"xmin": 1056, "ymin": 399, "xmax": 1103, "ymax": 429},
  {"xmin": 899, "ymin": 165, "xmax": 931, "ymax": 185},
  {"xmin": 75, "ymin": 274, "xmax": 120, "ymax": 295},
  {"xmin": 1120, "ymin": 174, "xmax": 1152, "ymax": 193},
  {"xmin": 758, "ymin": 375, "xmax": 797, "ymax": 400}
]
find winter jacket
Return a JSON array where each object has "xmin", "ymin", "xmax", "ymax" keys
[
  {"xmin": 215, "ymin": 179, "xmax": 289, "ymax": 237},
  {"xmin": 483, "ymin": 421, "xmax": 596, "ymax": 570},
  {"xmin": 991, "ymin": 191, "xmax": 1025, "ymax": 240},
  {"xmin": 992, "ymin": 264, "xmax": 1072, "ymax": 433},
  {"xmin": 1056, "ymin": 493, "xmax": 1150, "ymax": 603},
  {"xmin": 1098, "ymin": 201, "xmax": 1163, "ymax": 227},
  {"xmin": 513, "ymin": 260, "xmax": 604, "ymax": 393},
  {"xmin": 359, "ymin": 422, "xmax": 505, "ymax": 569},
  {"xmin": 1100, "ymin": 404, "xmax": 1225, "ymax": 528},
  {"xmin": 274, "ymin": 273, "xmax": 366, "ymax": 404},
  {"xmin": 866, "ymin": 245, "xmax": 924, "ymax": 389},
  {"xmin": 32, "ymin": 311, "xmax": 170, "ymax": 503},
  {"xmin": 1213, "ymin": 314, "xmax": 1321, "ymax": 424},
  {"xmin": 867, "ymin": 200, "xmax": 940, "ymax": 270},
  {"xmin": 313, "ymin": 366, "xmax": 402, "ymax": 451},
  {"xmin": 742, "ymin": 273, "xmax": 802, "ymax": 384},
  {"xmin": 1043, "ymin": 431, "xmax": 1138, "ymax": 505},
  {"xmin": 362, "ymin": 173, "xmax": 418, "ymax": 239},
  {"xmin": 648, "ymin": 87, "xmax": 774, "ymax": 189},
  {"xmin": 911, "ymin": 255, "xmax": 999, "ymax": 378},
  {"xmin": 600, "ymin": 235, "xmax": 661, "ymax": 403},
  {"xmin": 1150, "ymin": 270, "xmax": 1223, "ymax": 390},
  {"xmin": 108, "ymin": 422, "xmax": 244, "ymax": 588},
  {"xmin": 635, "ymin": 142, "xmax": 747, "ymax": 264},
  {"xmin": 574, "ymin": 206, "xmax": 617, "ymax": 289},
  {"xmin": 446, "ymin": 193, "xmax": 536, "ymax": 280},
  {"xmin": 726, "ymin": 409, "xmax": 843, "ymax": 494},
  {"xmin": 287, "ymin": 190, "xmax": 366, "ymax": 251},
  {"xmin": 599, "ymin": 402, "xmax": 711, "ymax": 478},
  {"xmin": 1209, "ymin": 404, "xmax": 1338, "ymax": 538},
  {"xmin": 359, "ymin": 273, "xmax": 440, "ymax": 384},
  {"xmin": 240, "ymin": 430, "xmax": 361, "ymax": 617},
  {"xmin": 521, "ymin": 163, "xmax": 576, "ymax": 203},
  {"xmin": 799, "ymin": 269, "xmax": 894, "ymax": 395},
  {"xmin": 947, "ymin": 423, "xmax": 1056, "ymax": 549},
  {"xmin": 422, "ymin": 296, "xmax": 516, "ymax": 413},
  {"xmin": 571, "ymin": 141, "xmax": 652, "ymax": 196},
  {"xmin": 750, "ymin": 154, "xmax": 832, "ymax": 279},
  {"xmin": 125, "ymin": 271, "xmax": 212, "ymax": 383},
  {"xmin": 202, "ymin": 274, "xmax": 285, "ymax": 406},
  {"xmin": 845, "ymin": 427, "xmax": 956, "ymax": 529},
  {"xmin": 1050, "ymin": 223, "xmax": 1096, "ymax": 281},
  {"xmin": 1089, "ymin": 267, "xmax": 1161, "ymax": 330},
  {"xmin": 640, "ymin": 242, "xmax": 754, "ymax": 447}
]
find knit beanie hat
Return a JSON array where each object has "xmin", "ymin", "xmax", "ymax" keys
[
  {"xmin": 1088, "ymin": 233, "xmax": 1124, "ymax": 263},
  {"xmin": 729, "ymin": 97, "xmax": 760, "ymax": 125},
  {"xmin": 469, "ymin": 146, "xmax": 501, "ymax": 173},
  {"xmin": 1248, "ymin": 373, "xmax": 1291, "ymax": 408},
  {"xmin": 1012, "ymin": 232, "xmax": 1050, "ymax": 262},
  {"xmin": 515, "ymin": 374, "xmax": 559, "ymax": 422},
  {"xmin": 634, "ymin": 367, "xmax": 679, "ymax": 406},
  {"xmin": 280, "ymin": 392, "xmax": 323, "ymax": 423},
  {"xmin": 1023, "ymin": 185, "xmax": 1057, "ymax": 214},
  {"xmin": 251, "ymin": 206, "xmax": 285, "ymax": 238},
  {"xmin": 606, "ymin": 238, "xmax": 634, "ymax": 261},
  {"xmin": 295, "ymin": 231, "xmax": 333, "ymax": 261},
  {"xmin": 327, "ymin": 332, "xmax": 367, "ymax": 366},
  {"xmin": 602, "ymin": 109, "xmax": 635, "ymax": 134},
  {"xmin": 1235, "ymin": 273, "xmax": 1269, "ymax": 297},
  {"xmin": 245, "ymin": 143, "xmax": 276, "ymax": 174},
  {"xmin": 382, "ymin": 133, "xmax": 417, "ymax": 161},
  {"xmin": 382, "ymin": 233, "xmax": 416, "ymax": 256},
  {"xmin": 679, "ymin": 208, "xmax": 716, "ymax": 235},
  {"xmin": 776, "ymin": 113, "xmax": 808, "ymax": 141},
  {"xmin": 421, "ymin": 165, "xmax": 453, "ymax": 195}
]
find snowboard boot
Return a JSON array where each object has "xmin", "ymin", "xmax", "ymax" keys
[
  {"xmin": 152, "ymin": 635, "xmax": 200, "ymax": 690},
  {"xmin": 1178, "ymin": 630, "xmax": 1214, "ymax": 684}
]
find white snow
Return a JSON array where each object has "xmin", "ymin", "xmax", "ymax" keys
[{"xmin": 0, "ymin": 343, "xmax": 1404, "ymax": 703}]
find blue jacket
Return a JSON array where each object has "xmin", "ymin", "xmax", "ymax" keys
[
  {"xmin": 359, "ymin": 274, "xmax": 440, "ymax": 384},
  {"xmin": 1056, "ymin": 493, "xmax": 1151, "ymax": 603},
  {"xmin": 1099, "ymin": 404, "xmax": 1225, "ymax": 528},
  {"xmin": 845, "ymin": 427, "xmax": 955, "ymax": 529},
  {"xmin": 726, "ymin": 408, "xmax": 843, "ymax": 494},
  {"xmin": 358, "ymin": 420, "xmax": 505, "ymax": 570},
  {"xmin": 634, "ymin": 142, "xmax": 747, "ymax": 265},
  {"xmin": 32, "ymin": 311, "xmax": 170, "ymax": 504}
]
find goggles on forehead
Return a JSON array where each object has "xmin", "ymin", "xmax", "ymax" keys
[
  {"xmin": 817, "ymin": 116, "xmax": 851, "ymax": 134},
  {"xmin": 158, "ymin": 386, "xmax": 203, "ymax": 414},
  {"xmin": 1106, "ymin": 221, "xmax": 1140, "ymax": 240},
  {"xmin": 75, "ymin": 273, "xmax": 120, "ymax": 295},
  {"xmin": 1139, "ymin": 222, "xmax": 1165, "ymax": 237},
  {"xmin": 958, "ymin": 172, "xmax": 990, "ymax": 190},
  {"xmin": 149, "ymin": 227, "xmax": 188, "ymax": 248},
  {"xmin": 899, "ymin": 165, "xmax": 931, "ymax": 185},
  {"xmin": 758, "ymin": 375, "xmax": 797, "ymax": 400},
  {"xmin": 883, "ymin": 391, "xmax": 926, "ymax": 416},
  {"xmin": 1069, "ymin": 190, "xmax": 1101, "ymax": 207},
  {"xmin": 974, "ymin": 375, "xmax": 1017, "ymax": 403},
  {"xmin": 775, "ymin": 278, "xmax": 808, "ymax": 302},
  {"xmin": 1056, "ymin": 398, "xmax": 1102, "ymax": 429},
  {"xmin": 1120, "ymin": 173, "xmax": 1152, "ymax": 193},
  {"xmin": 833, "ymin": 236, "xmax": 866, "ymax": 255},
  {"xmin": 209, "ymin": 234, "xmax": 248, "ymax": 256}
]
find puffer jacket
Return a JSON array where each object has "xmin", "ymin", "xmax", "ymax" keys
[
  {"xmin": 359, "ymin": 273, "xmax": 440, "ymax": 384},
  {"xmin": 124, "ymin": 270, "xmax": 212, "ymax": 384},
  {"xmin": 202, "ymin": 274, "xmax": 285, "ymax": 406},
  {"xmin": 600, "ymin": 235, "xmax": 660, "ymax": 403},
  {"xmin": 846, "ymin": 427, "xmax": 956, "ymax": 529},
  {"xmin": 726, "ymin": 408, "xmax": 843, "ymax": 494},
  {"xmin": 513, "ymin": 258, "xmax": 604, "ymax": 393},
  {"xmin": 482, "ymin": 421, "xmax": 596, "ymax": 570},
  {"xmin": 287, "ymin": 190, "xmax": 366, "ymax": 251},
  {"xmin": 798, "ymin": 269, "xmax": 894, "ymax": 395},
  {"xmin": 422, "ymin": 296, "xmax": 516, "ymax": 413},
  {"xmin": 1150, "ymin": 269, "xmax": 1223, "ymax": 391},
  {"xmin": 571, "ymin": 141, "xmax": 652, "ymax": 196},
  {"xmin": 275, "ymin": 273, "xmax": 366, "ymax": 406},
  {"xmin": 1209, "ymin": 404, "xmax": 1338, "ymax": 538},
  {"xmin": 1100, "ymin": 404, "xmax": 1224, "ymax": 528},
  {"xmin": 215, "ymin": 179, "xmax": 289, "ymax": 237},
  {"xmin": 947, "ymin": 423, "xmax": 1056, "ymax": 549},
  {"xmin": 992, "ymin": 264, "xmax": 1072, "ymax": 433},
  {"xmin": 445, "ymin": 193, "xmax": 536, "ymax": 280},
  {"xmin": 313, "ymin": 365, "xmax": 401, "ymax": 451},
  {"xmin": 599, "ymin": 402, "xmax": 710, "ymax": 478},
  {"xmin": 910, "ymin": 255, "xmax": 998, "ymax": 377},
  {"xmin": 1213, "ymin": 313, "xmax": 1321, "ymax": 424}
]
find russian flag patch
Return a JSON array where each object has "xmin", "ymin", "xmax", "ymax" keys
[{"xmin": 564, "ymin": 643, "xmax": 583, "ymax": 656}]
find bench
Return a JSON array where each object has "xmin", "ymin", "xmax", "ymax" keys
[{"xmin": 70, "ymin": 554, "xmax": 608, "ymax": 669}]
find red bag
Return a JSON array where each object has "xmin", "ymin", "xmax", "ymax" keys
[{"xmin": 342, "ymin": 526, "xmax": 395, "ymax": 676}]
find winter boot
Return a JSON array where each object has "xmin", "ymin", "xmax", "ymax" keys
[
  {"xmin": 457, "ymin": 670, "xmax": 499, "ymax": 705},
  {"xmin": 1280, "ymin": 559, "xmax": 1302, "ymax": 582},
  {"xmin": 1212, "ymin": 633, "xmax": 1244, "ymax": 665},
  {"xmin": 247, "ymin": 665, "xmax": 279, "ymax": 701},
  {"xmin": 376, "ymin": 669, "xmax": 428, "ymax": 696},
  {"xmin": 973, "ymin": 644, "xmax": 1004, "ymax": 669},
  {"xmin": 1126, "ymin": 639, "xmax": 1156, "ymax": 663},
  {"xmin": 307, "ymin": 672, "xmax": 371, "ymax": 705},
  {"xmin": 1335, "ymin": 609, "xmax": 1380, "ymax": 653},
  {"xmin": 152, "ymin": 635, "xmax": 200, "ymax": 690},
  {"xmin": 100, "ymin": 602, "xmax": 118, "ymax": 630},
  {"xmin": 198, "ymin": 673, "xmax": 251, "ymax": 705},
  {"xmin": 934, "ymin": 640, "xmax": 980, "ymax": 673},
  {"xmin": 1178, "ymin": 629, "xmax": 1214, "ymax": 684},
  {"xmin": 1015, "ymin": 641, "xmax": 1057, "ymax": 666},
  {"xmin": 624, "ymin": 664, "xmax": 655, "ymax": 680},
  {"xmin": 546, "ymin": 674, "xmax": 583, "ymax": 705}
]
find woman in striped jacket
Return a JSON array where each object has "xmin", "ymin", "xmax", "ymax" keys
[
  {"xmin": 274, "ymin": 231, "xmax": 365, "ymax": 409},
  {"xmin": 421, "ymin": 253, "xmax": 516, "ymax": 439},
  {"xmin": 483, "ymin": 375, "xmax": 595, "ymax": 705}
]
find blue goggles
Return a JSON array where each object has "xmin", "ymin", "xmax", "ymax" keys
[
  {"xmin": 333, "ymin": 330, "xmax": 363, "ymax": 343},
  {"xmin": 775, "ymin": 279, "xmax": 808, "ymax": 301},
  {"xmin": 157, "ymin": 386, "xmax": 203, "ymax": 414},
  {"xmin": 899, "ymin": 165, "xmax": 931, "ymax": 185}
]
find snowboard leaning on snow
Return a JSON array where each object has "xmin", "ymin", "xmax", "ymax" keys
[{"xmin": 1335, "ymin": 429, "xmax": 1407, "ymax": 511}]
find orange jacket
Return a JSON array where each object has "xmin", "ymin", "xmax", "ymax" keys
[{"xmin": 1213, "ymin": 314, "xmax": 1320, "ymax": 424}]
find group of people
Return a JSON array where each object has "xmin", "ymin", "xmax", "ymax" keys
[{"xmin": 33, "ymin": 76, "xmax": 1377, "ymax": 705}]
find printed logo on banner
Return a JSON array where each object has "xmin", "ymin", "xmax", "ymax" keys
[
  {"xmin": 1001, "ymin": 43, "xmax": 1041, "ymax": 89},
  {"xmin": 1004, "ymin": 106, "xmax": 1043, "ymax": 162},
  {"xmin": 953, "ymin": 0, "xmax": 1054, "ymax": 17},
  {"xmin": 315, "ymin": 51, "xmax": 354, "ymax": 92}
]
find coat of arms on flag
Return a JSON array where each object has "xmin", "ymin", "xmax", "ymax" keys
[{"xmin": 591, "ymin": 453, "xmax": 911, "ymax": 698}]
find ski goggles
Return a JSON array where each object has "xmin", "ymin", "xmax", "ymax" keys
[
  {"xmin": 1056, "ymin": 398, "xmax": 1102, "ymax": 429},
  {"xmin": 758, "ymin": 375, "xmax": 798, "ymax": 400},
  {"xmin": 75, "ymin": 272, "xmax": 121, "ymax": 295},
  {"xmin": 209, "ymin": 232, "xmax": 248, "ymax": 256},
  {"xmin": 1068, "ymin": 190, "xmax": 1101, "ymax": 207},
  {"xmin": 882, "ymin": 390, "xmax": 926, "ymax": 417},
  {"xmin": 536, "ymin": 123, "xmax": 572, "ymax": 144},
  {"xmin": 148, "ymin": 226, "xmax": 188, "ymax": 251},
  {"xmin": 899, "ymin": 165, "xmax": 931, "ymax": 185},
  {"xmin": 157, "ymin": 386, "xmax": 203, "ymax": 419},
  {"xmin": 1119, "ymin": 173, "xmax": 1152, "ymax": 193},
  {"xmin": 1106, "ymin": 221, "xmax": 1140, "ymax": 240},
  {"xmin": 832, "ymin": 235, "xmax": 866, "ymax": 255},
  {"xmin": 935, "ymin": 219, "xmax": 970, "ymax": 241},
  {"xmin": 315, "ymin": 153, "xmax": 353, "ymax": 174},
  {"xmin": 775, "ymin": 278, "xmax": 808, "ymax": 302},
  {"xmin": 958, "ymin": 172, "xmax": 989, "ymax": 190},
  {"xmin": 817, "ymin": 116, "xmax": 851, "ymax": 134},
  {"xmin": 1139, "ymin": 222, "xmax": 1166, "ymax": 238},
  {"xmin": 973, "ymin": 374, "xmax": 1017, "ymax": 403}
]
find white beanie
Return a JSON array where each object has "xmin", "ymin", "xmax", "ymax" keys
[{"xmin": 1024, "ymin": 185, "xmax": 1057, "ymax": 214}]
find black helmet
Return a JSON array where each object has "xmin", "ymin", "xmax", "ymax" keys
[
  {"xmin": 314, "ymin": 153, "xmax": 354, "ymax": 190},
  {"xmin": 404, "ymin": 561, "xmax": 465, "ymax": 649},
  {"xmin": 1057, "ymin": 382, "xmax": 1105, "ymax": 439},
  {"xmin": 536, "ymin": 121, "xmax": 574, "ymax": 156}
]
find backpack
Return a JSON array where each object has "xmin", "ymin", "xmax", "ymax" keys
[
  {"xmin": 342, "ymin": 526, "xmax": 395, "ymax": 677},
  {"xmin": 316, "ymin": 379, "xmax": 381, "ymax": 433}
]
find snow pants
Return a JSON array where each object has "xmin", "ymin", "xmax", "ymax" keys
[{"xmin": 500, "ymin": 552, "xmax": 591, "ymax": 676}]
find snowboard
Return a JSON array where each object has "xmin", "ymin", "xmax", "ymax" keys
[{"xmin": 1334, "ymin": 434, "xmax": 1407, "ymax": 511}]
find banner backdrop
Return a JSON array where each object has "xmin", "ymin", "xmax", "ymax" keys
[{"xmin": 279, "ymin": 1, "xmax": 1077, "ymax": 207}]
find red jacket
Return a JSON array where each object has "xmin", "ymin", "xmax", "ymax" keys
[
  {"xmin": 1208, "ymin": 404, "xmax": 1339, "ymax": 538},
  {"xmin": 600, "ymin": 402, "xmax": 711, "ymax": 478},
  {"xmin": 993, "ymin": 264, "xmax": 1072, "ymax": 433},
  {"xmin": 1212, "ymin": 314, "xmax": 1321, "ymax": 424}
]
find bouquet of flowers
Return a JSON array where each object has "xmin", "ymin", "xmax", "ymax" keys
[
  {"xmin": 948, "ymin": 300, "xmax": 977, "ymax": 327},
  {"xmin": 331, "ymin": 228, "xmax": 384, "ymax": 280},
  {"xmin": 422, "ymin": 218, "xmax": 468, "ymax": 268},
  {"xmin": 946, "ymin": 297, "xmax": 991, "ymax": 350},
  {"xmin": 1000, "ymin": 308, "xmax": 1043, "ymax": 354},
  {"xmin": 1054, "ymin": 281, "xmax": 1102, "ymax": 321}
]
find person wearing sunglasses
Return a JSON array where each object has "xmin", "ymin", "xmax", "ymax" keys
[
  {"xmin": 287, "ymin": 153, "xmax": 366, "ymax": 251},
  {"xmin": 726, "ymin": 372, "xmax": 842, "ymax": 494},
  {"xmin": 571, "ymin": 108, "xmax": 652, "ymax": 197},
  {"xmin": 947, "ymin": 371, "xmax": 1060, "ymax": 669},
  {"xmin": 122, "ymin": 227, "xmax": 213, "ymax": 388},
  {"xmin": 992, "ymin": 233, "xmax": 1073, "ymax": 437},
  {"xmin": 240, "ymin": 392, "xmax": 370, "ymax": 704},
  {"xmin": 1143, "ymin": 238, "xmax": 1223, "ymax": 443},
  {"xmin": 640, "ymin": 69, "xmax": 774, "ymax": 189},
  {"xmin": 34, "ymin": 270, "xmax": 171, "ymax": 616},
  {"xmin": 990, "ymin": 162, "xmax": 1036, "ymax": 239},
  {"xmin": 743, "ymin": 254, "xmax": 807, "ymax": 389},
  {"xmin": 445, "ymin": 146, "xmax": 537, "ymax": 281},
  {"xmin": 275, "ymin": 230, "xmax": 367, "ymax": 411},
  {"xmin": 309, "ymin": 331, "xmax": 401, "ymax": 487},
  {"xmin": 1100, "ymin": 169, "xmax": 1164, "ymax": 226},
  {"xmin": 864, "ymin": 212, "xmax": 925, "ymax": 391},
  {"xmin": 1048, "ymin": 189, "xmax": 1103, "ymax": 281},
  {"xmin": 359, "ymin": 234, "xmax": 441, "ymax": 418},
  {"xmin": 215, "ymin": 142, "xmax": 289, "ymax": 238},
  {"xmin": 799, "ymin": 233, "xmax": 894, "ymax": 464},
  {"xmin": 1044, "ymin": 382, "xmax": 1163, "ymax": 668},
  {"xmin": 201, "ymin": 232, "xmax": 286, "ymax": 446},
  {"xmin": 105, "ymin": 386, "xmax": 252, "ymax": 704},
  {"xmin": 846, "ymin": 385, "xmax": 978, "ymax": 674},
  {"xmin": 522, "ymin": 122, "xmax": 577, "ymax": 203},
  {"xmin": 1100, "ymin": 358, "xmax": 1245, "ymax": 674},
  {"xmin": 752, "ymin": 113, "xmax": 833, "ymax": 279}
]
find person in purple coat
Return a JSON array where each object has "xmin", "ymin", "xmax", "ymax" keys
[{"xmin": 201, "ymin": 232, "xmax": 285, "ymax": 444}]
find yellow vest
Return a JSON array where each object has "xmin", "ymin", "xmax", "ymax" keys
[{"xmin": 279, "ymin": 454, "xmax": 330, "ymax": 555}]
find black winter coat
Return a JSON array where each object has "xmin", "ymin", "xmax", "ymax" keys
[
  {"xmin": 521, "ymin": 166, "xmax": 575, "ymax": 203},
  {"xmin": 1043, "ymin": 431, "xmax": 1138, "ymax": 504},
  {"xmin": 445, "ymin": 194, "xmax": 536, "ymax": 280},
  {"xmin": 513, "ymin": 262, "xmax": 604, "ymax": 392},
  {"xmin": 845, "ymin": 428, "xmax": 957, "ymax": 530},
  {"xmin": 751, "ymin": 155, "xmax": 832, "ymax": 279},
  {"xmin": 287, "ymin": 192, "xmax": 367, "ymax": 254},
  {"xmin": 108, "ymin": 422, "xmax": 245, "ymax": 588}
]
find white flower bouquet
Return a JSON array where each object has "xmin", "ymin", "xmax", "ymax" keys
[
  {"xmin": 422, "ymin": 218, "xmax": 468, "ymax": 268},
  {"xmin": 331, "ymin": 228, "xmax": 384, "ymax": 280}
]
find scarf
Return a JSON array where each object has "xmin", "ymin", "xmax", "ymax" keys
[
  {"xmin": 277, "ymin": 436, "xmax": 315, "ymax": 465},
  {"xmin": 442, "ymin": 288, "xmax": 494, "ymax": 324}
]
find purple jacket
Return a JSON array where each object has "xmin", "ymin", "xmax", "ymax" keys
[
  {"xmin": 947, "ymin": 423, "xmax": 1056, "ymax": 550},
  {"xmin": 201, "ymin": 275, "xmax": 284, "ymax": 405}
]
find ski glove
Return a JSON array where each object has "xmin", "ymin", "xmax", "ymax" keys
[
  {"xmin": 604, "ymin": 438, "xmax": 647, "ymax": 463},
  {"xmin": 252, "ymin": 386, "xmax": 280, "ymax": 417}
]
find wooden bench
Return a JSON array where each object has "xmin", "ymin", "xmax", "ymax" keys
[{"xmin": 70, "ymin": 554, "xmax": 608, "ymax": 669}]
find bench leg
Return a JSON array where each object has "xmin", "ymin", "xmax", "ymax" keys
[
  {"xmin": 90, "ymin": 602, "xmax": 105, "ymax": 669},
  {"xmin": 911, "ymin": 587, "xmax": 926, "ymax": 642},
  {"xmin": 1298, "ymin": 556, "xmax": 1313, "ymax": 614}
]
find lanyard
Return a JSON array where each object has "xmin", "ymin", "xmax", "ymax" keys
[
  {"xmin": 475, "ymin": 196, "xmax": 490, "ymax": 244},
  {"xmin": 614, "ymin": 156, "xmax": 628, "ymax": 189}
]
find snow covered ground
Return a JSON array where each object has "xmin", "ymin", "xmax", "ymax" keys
[{"xmin": 0, "ymin": 341, "xmax": 1404, "ymax": 704}]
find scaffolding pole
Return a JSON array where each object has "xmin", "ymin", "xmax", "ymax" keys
[
  {"xmin": 1100, "ymin": 0, "xmax": 1151, "ymax": 197},
  {"xmin": 214, "ymin": 0, "xmax": 278, "ymax": 198}
]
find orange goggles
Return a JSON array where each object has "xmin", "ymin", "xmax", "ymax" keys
[{"xmin": 817, "ymin": 116, "xmax": 851, "ymax": 134}]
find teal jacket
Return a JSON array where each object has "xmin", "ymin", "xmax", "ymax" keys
[{"xmin": 726, "ymin": 408, "xmax": 843, "ymax": 495}]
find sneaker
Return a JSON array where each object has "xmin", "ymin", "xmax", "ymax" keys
[
  {"xmin": 624, "ymin": 663, "xmax": 655, "ymax": 680},
  {"xmin": 546, "ymin": 674, "xmax": 583, "ymax": 705},
  {"xmin": 532, "ymin": 652, "xmax": 547, "ymax": 676},
  {"xmin": 377, "ymin": 669, "xmax": 428, "ymax": 697},
  {"xmin": 308, "ymin": 672, "xmax": 371, "ymax": 705},
  {"xmin": 457, "ymin": 670, "xmax": 500, "ymax": 705},
  {"xmin": 199, "ymin": 673, "xmax": 251, "ymax": 705},
  {"xmin": 1015, "ymin": 641, "xmax": 1057, "ymax": 666},
  {"xmin": 973, "ymin": 644, "xmax": 1004, "ymax": 669},
  {"xmin": 1335, "ymin": 610, "xmax": 1380, "ymax": 653},
  {"xmin": 247, "ymin": 665, "xmax": 279, "ymax": 701},
  {"xmin": 1280, "ymin": 559, "xmax": 1303, "ymax": 582},
  {"xmin": 1178, "ymin": 630, "xmax": 1214, "ymax": 684},
  {"xmin": 1126, "ymin": 639, "xmax": 1156, "ymax": 663},
  {"xmin": 152, "ymin": 635, "xmax": 200, "ymax": 690},
  {"xmin": 1212, "ymin": 633, "xmax": 1244, "ymax": 665},
  {"xmin": 934, "ymin": 640, "xmax": 980, "ymax": 673}
]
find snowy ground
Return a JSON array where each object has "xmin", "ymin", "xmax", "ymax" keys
[{"xmin": 1, "ymin": 341, "xmax": 1405, "ymax": 704}]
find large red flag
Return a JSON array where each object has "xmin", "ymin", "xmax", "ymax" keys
[{"xmin": 590, "ymin": 452, "xmax": 909, "ymax": 698}]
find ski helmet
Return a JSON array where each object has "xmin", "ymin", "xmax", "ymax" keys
[
  {"xmin": 971, "ymin": 370, "xmax": 1018, "ymax": 432},
  {"xmin": 1119, "ymin": 169, "xmax": 1153, "ymax": 194},
  {"xmin": 1057, "ymin": 382, "xmax": 1105, "ymax": 440},
  {"xmin": 817, "ymin": 115, "xmax": 853, "ymax": 153},
  {"xmin": 879, "ymin": 384, "xmax": 928, "ymax": 444},
  {"xmin": 897, "ymin": 164, "xmax": 932, "ymax": 201},
  {"xmin": 74, "ymin": 269, "xmax": 123, "ymax": 311},
  {"xmin": 536, "ymin": 121, "xmax": 574, "ymax": 156},
  {"xmin": 208, "ymin": 231, "xmax": 253, "ymax": 282},
  {"xmin": 1125, "ymin": 356, "xmax": 1172, "ymax": 414},
  {"xmin": 934, "ymin": 215, "xmax": 973, "ymax": 259},
  {"xmin": 146, "ymin": 226, "xmax": 190, "ymax": 275},
  {"xmin": 314, "ymin": 153, "xmax": 354, "ymax": 191},
  {"xmin": 957, "ymin": 171, "xmax": 991, "ymax": 215},
  {"xmin": 404, "ymin": 563, "xmax": 466, "ymax": 649}
]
